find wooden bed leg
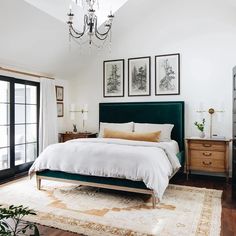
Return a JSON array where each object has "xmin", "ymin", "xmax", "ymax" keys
[
  {"xmin": 36, "ymin": 176, "xmax": 41, "ymax": 190},
  {"xmin": 152, "ymin": 192, "xmax": 156, "ymax": 209}
]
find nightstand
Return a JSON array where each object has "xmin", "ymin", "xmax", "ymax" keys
[
  {"xmin": 59, "ymin": 132, "xmax": 97, "ymax": 142},
  {"xmin": 185, "ymin": 138, "xmax": 231, "ymax": 181}
]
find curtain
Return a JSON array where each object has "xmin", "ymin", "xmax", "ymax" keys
[{"xmin": 39, "ymin": 78, "xmax": 58, "ymax": 153}]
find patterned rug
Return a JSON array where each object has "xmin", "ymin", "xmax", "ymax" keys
[{"xmin": 0, "ymin": 177, "xmax": 222, "ymax": 236}]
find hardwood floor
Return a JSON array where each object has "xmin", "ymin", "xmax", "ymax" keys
[
  {"xmin": 1, "ymin": 174, "xmax": 236, "ymax": 235},
  {"xmin": 34, "ymin": 174, "xmax": 236, "ymax": 236}
]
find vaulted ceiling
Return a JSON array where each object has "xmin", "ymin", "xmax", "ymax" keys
[
  {"xmin": 0, "ymin": 0, "xmax": 128, "ymax": 79},
  {"xmin": 0, "ymin": 0, "xmax": 235, "ymax": 80}
]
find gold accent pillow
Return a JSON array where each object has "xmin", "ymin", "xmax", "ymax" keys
[{"xmin": 103, "ymin": 128, "xmax": 161, "ymax": 142}]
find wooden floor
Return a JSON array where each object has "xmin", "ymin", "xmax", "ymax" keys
[{"xmin": 34, "ymin": 174, "xmax": 236, "ymax": 236}]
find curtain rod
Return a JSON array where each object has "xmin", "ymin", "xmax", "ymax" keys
[{"xmin": 0, "ymin": 66, "xmax": 55, "ymax": 80}]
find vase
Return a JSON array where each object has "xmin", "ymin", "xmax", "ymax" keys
[{"xmin": 199, "ymin": 131, "xmax": 205, "ymax": 138}]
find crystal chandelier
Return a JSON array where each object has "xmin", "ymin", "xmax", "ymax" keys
[{"xmin": 67, "ymin": 0, "xmax": 114, "ymax": 46}]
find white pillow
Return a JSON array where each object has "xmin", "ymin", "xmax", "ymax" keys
[
  {"xmin": 99, "ymin": 122, "xmax": 134, "ymax": 137},
  {"xmin": 134, "ymin": 123, "xmax": 174, "ymax": 142}
]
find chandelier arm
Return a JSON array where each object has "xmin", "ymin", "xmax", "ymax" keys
[
  {"xmin": 94, "ymin": 16, "xmax": 112, "ymax": 37},
  {"xmin": 70, "ymin": 15, "xmax": 88, "ymax": 38},
  {"xmin": 69, "ymin": 27, "xmax": 84, "ymax": 38}
]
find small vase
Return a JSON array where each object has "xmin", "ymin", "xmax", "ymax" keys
[{"xmin": 199, "ymin": 131, "xmax": 205, "ymax": 138}]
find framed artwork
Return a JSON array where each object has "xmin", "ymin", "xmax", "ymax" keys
[
  {"xmin": 57, "ymin": 102, "xmax": 64, "ymax": 117},
  {"xmin": 56, "ymin": 86, "xmax": 64, "ymax": 101},
  {"xmin": 128, "ymin": 56, "xmax": 151, "ymax": 96},
  {"xmin": 103, "ymin": 59, "xmax": 124, "ymax": 97},
  {"xmin": 155, "ymin": 53, "xmax": 180, "ymax": 95}
]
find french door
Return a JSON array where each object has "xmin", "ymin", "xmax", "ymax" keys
[{"xmin": 0, "ymin": 76, "xmax": 40, "ymax": 180}]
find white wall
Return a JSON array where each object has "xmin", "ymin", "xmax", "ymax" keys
[{"xmin": 69, "ymin": 0, "xmax": 236, "ymax": 175}]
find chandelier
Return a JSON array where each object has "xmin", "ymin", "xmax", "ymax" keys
[{"xmin": 67, "ymin": 0, "xmax": 115, "ymax": 46}]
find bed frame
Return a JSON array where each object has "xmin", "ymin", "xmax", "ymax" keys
[{"xmin": 36, "ymin": 101, "xmax": 185, "ymax": 208}]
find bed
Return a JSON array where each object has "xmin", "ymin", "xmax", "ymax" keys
[{"xmin": 32, "ymin": 101, "xmax": 185, "ymax": 208}]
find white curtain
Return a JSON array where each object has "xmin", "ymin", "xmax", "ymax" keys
[{"xmin": 39, "ymin": 78, "xmax": 58, "ymax": 153}]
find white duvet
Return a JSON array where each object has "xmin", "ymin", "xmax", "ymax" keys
[{"xmin": 29, "ymin": 138, "xmax": 181, "ymax": 199}]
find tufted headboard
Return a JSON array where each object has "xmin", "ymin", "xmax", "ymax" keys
[{"xmin": 99, "ymin": 101, "xmax": 185, "ymax": 152}]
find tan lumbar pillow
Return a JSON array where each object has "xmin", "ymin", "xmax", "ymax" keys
[{"xmin": 103, "ymin": 128, "xmax": 161, "ymax": 142}]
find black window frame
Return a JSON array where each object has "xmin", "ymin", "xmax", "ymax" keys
[{"xmin": 0, "ymin": 75, "xmax": 40, "ymax": 180}]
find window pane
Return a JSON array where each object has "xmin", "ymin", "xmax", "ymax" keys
[
  {"xmin": 0, "ymin": 104, "xmax": 9, "ymax": 125},
  {"xmin": 0, "ymin": 147, "xmax": 10, "ymax": 170},
  {"xmin": 26, "ymin": 143, "xmax": 37, "ymax": 162},
  {"xmin": 15, "ymin": 125, "xmax": 25, "ymax": 144},
  {"xmin": 0, "ymin": 126, "xmax": 9, "ymax": 148},
  {"xmin": 26, "ymin": 105, "xmax": 37, "ymax": 123},
  {"xmin": 26, "ymin": 85, "xmax": 37, "ymax": 104},
  {"xmin": 15, "ymin": 145, "xmax": 25, "ymax": 165},
  {"xmin": 26, "ymin": 124, "xmax": 37, "ymax": 143},
  {"xmin": 15, "ymin": 104, "xmax": 25, "ymax": 124},
  {"xmin": 0, "ymin": 81, "xmax": 9, "ymax": 103},
  {"xmin": 15, "ymin": 84, "xmax": 25, "ymax": 103}
]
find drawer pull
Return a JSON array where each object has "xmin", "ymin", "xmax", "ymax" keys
[
  {"xmin": 203, "ymin": 152, "xmax": 212, "ymax": 157},
  {"xmin": 203, "ymin": 143, "xmax": 212, "ymax": 147},
  {"xmin": 202, "ymin": 161, "xmax": 212, "ymax": 166}
]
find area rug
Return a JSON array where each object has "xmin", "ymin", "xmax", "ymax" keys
[{"xmin": 0, "ymin": 177, "xmax": 222, "ymax": 236}]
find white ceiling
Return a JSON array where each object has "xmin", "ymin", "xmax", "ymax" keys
[{"xmin": 0, "ymin": 0, "xmax": 128, "ymax": 79}]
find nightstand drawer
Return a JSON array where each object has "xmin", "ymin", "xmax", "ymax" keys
[
  {"xmin": 190, "ymin": 156, "xmax": 225, "ymax": 172},
  {"xmin": 189, "ymin": 141, "xmax": 225, "ymax": 151},
  {"xmin": 190, "ymin": 150, "xmax": 225, "ymax": 160}
]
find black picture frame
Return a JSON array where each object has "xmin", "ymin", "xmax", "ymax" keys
[
  {"xmin": 128, "ymin": 56, "xmax": 151, "ymax": 97},
  {"xmin": 57, "ymin": 102, "xmax": 64, "ymax": 117},
  {"xmin": 155, "ymin": 53, "xmax": 180, "ymax": 96},
  {"xmin": 103, "ymin": 59, "xmax": 125, "ymax": 98},
  {"xmin": 55, "ymin": 86, "xmax": 64, "ymax": 101}
]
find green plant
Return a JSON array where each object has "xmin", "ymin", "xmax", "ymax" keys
[
  {"xmin": 194, "ymin": 118, "xmax": 205, "ymax": 132},
  {"xmin": 0, "ymin": 205, "xmax": 40, "ymax": 236}
]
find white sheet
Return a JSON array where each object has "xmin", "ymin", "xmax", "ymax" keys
[{"xmin": 29, "ymin": 138, "xmax": 181, "ymax": 200}]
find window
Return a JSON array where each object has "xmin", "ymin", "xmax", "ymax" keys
[{"xmin": 0, "ymin": 76, "xmax": 39, "ymax": 179}]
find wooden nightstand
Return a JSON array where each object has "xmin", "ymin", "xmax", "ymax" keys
[
  {"xmin": 59, "ymin": 132, "xmax": 97, "ymax": 143},
  {"xmin": 185, "ymin": 138, "xmax": 231, "ymax": 181}
]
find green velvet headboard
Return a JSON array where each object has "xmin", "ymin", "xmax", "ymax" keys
[{"xmin": 99, "ymin": 102, "xmax": 185, "ymax": 152}]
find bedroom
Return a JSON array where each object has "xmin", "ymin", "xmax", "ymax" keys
[{"xmin": 0, "ymin": 0, "xmax": 235, "ymax": 235}]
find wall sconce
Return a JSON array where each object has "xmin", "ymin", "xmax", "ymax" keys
[
  {"xmin": 70, "ymin": 104, "xmax": 88, "ymax": 132},
  {"xmin": 197, "ymin": 107, "xmax": 224, "ymax": 138}
]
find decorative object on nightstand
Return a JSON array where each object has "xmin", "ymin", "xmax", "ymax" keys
[
  {"xmin": 70, "ymin": 104, "xmax": 89, "ymax": 132},
  {"xmin": 194, "ymin": 118, "xmax": 206, "ymax": 138},
  {"xmin": 196, "ymin": 107, "xmax": 224, "ymax": 138},
  {"xmin": 72, "ymin": 124, "xmax": 77, "ymax": 133},
  {"xmin": 185, "ymin": 137, "xmax": 231, "ymax": 181},
  {"xmin": 59, "ymin": 132, "xmax": 97, "ymax": 143}
]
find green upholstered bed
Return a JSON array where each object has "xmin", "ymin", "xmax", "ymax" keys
[{"xmin": 36, "ymin": 101, "xmax": 185, "ymax": 207}]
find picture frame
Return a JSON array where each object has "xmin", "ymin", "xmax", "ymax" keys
[
  {"xmin": 57, "ymin": 102, "xmax": 64, "ymax": 117},
  {"xmin": 155, "ymin": 53, "xmax": 180, "ymax": 96},
  {"xmin": 103, "ymin": 59, "xmax": 124, "ymax": 97},
  {"xmin": 55, "ymin": 86, "xmax": 64, "ymax": 101},
  {"xmin": 128, "ymin": 56, "xmax": 151, "ymax": 96}
]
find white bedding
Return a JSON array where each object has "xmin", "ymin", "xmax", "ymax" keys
[{"xmin": 29, "ymin": 138, "xmax": 181, "ymax": 200}]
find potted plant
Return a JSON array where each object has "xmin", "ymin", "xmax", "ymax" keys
[
  {"xmin": 0, "ymin": 205, "xmax": 39, "ymax": 236},
  {"xmin": 194, "ymin": 118, "xmax": 206, "ymax": 138}
]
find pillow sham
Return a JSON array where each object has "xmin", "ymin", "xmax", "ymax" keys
[
  {"xmin": 99, "ymin": 122, "xmax": 134, "ymax": 137},
  {"xmin": 103, "ymin": 128, "xmax": 161, "ymax": 142},
  {"xmin": 134, "ymin": 123, "xmax": 174, "ymax": 142}
]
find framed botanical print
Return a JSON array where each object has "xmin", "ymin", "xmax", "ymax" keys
[
  {"xmin": 55, "ymin": 86, "xmax": 64, "ymax": 101},
  {"xmin": 57, "ymin": 102, "xmax": 64, "ymax": 117},
  {"xmin": 103, "ymin": 59, "xmax": 124, "ymax": 97},
  {"xmin": 155, "ymin": 53, "xmax": 180, "ymax": 95},
  {"xmin": 128, "ymin": 56, "xmax": 151, "ymax": 96}
]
